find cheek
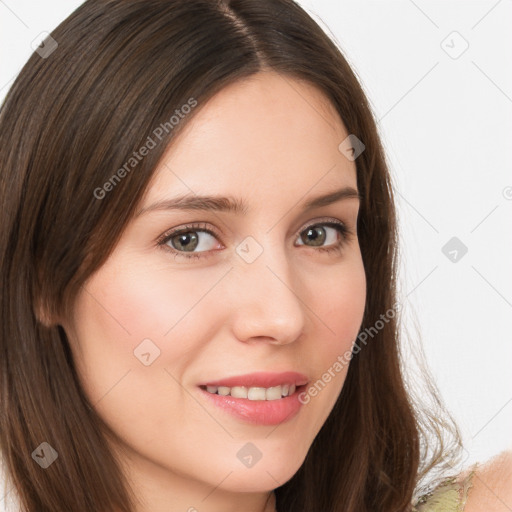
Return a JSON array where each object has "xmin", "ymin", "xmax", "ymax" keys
[
  {"xmin": 64, "ymin": 262, "xmax": 217, "ymax": 450},
  {"xmin": 66, "ymin": 259, "xmax": 228, "ymax": 398},
  {"xmin": 75, "ymin": 259, "xmax": 225, "ymax": 350},
  {"xmin": 315, "ymin": 254, "xmax": 367, "ymax": 352},
  {"xmin": 298, "ymin": 255, "xmax": 366, "ymax": 425}
]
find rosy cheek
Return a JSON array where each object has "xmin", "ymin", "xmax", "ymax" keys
[
  {"xmin": 318, "ymin": 286, "xmax": 365, "ymax": 389},
  {"xmin": 77, "ymin": 261, "xmax": 224, "ymax": 368},
  {"xmin": 319, "ymin": 263, "xmax": 366, "ymax": 337},
  {"xmin": 83, "ymin": 265, "xmax": 176, "ymax": 339}
]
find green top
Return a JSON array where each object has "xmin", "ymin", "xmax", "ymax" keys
[{"xmin": 412, "ymin": 463, "xmax": 479, "ymax": 512}]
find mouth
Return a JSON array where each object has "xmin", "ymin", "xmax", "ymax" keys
[{"xmin": 196, "ymin": 371, "xmax": 309, "ymax": 425}]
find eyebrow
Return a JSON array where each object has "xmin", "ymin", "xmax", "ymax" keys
[{"xmin": 135, "ymin": 185, "xmax": 361, "ymax": 218}]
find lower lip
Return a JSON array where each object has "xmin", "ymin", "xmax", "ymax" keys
[{"xmin": 198, "ymin": 386, "xmax": 306, "ymax": 426}]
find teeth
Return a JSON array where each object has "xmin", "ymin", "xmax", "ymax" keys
[
  {"xmin": 203, "ymin": 383, "xmax": 298, "ymax": 400},
  {"xmin": 265, "ymin": 386, "xmax": 282, "ymax": 400},
  {"xmin": 231, "ymin": 386, "xmax": 248, "ymax": 398},
  {"xmin": 217, "ymin": 386, "xmax": 230, "ymax": 396}
]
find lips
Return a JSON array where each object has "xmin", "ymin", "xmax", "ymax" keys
[
  {"xmin": 198, "ymin": 371, "xmax": 309, "ymax": 389},
  {"xmin": 196, "ymin": 371, "xmax": 310, "ymax": 425}
]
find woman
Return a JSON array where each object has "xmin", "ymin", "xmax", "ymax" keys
[{"xmin": 0, "ymin": 1, "xmax": 510, "ymax": 511}]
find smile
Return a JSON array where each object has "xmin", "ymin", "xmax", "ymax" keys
[{"xmin": 200, "ymin": 383, "xmax": 297, "ymax": 400}]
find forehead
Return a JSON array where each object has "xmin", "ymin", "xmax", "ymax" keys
[{"xmin": 144, "ymin": 71, "xmax": 357, "ymax": 203}]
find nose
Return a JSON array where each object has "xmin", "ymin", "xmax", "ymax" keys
[{"xmin": 227, "ymin": 241, "xmax": 306, "ymax": 346}]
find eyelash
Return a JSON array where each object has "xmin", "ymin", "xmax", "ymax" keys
[{"xmin": 156, "ymin": 218, "xmax": 354, "ymax": 261}]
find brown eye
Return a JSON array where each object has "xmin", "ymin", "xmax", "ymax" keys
[
  {"xmin": 296, "ymin": 222, "xmax": 348, "ymax": 248},
  {"xmin": 164, "ymin": 229, "xmax": 217, "ymax": 253},
  {"xmin": 300, "ymin": 225, "xmax": 327, "ymax": 246},
  {"xmin": 157, "ymin": 223, "xmax": 221, "ymax": 260},
  {"xmin": 169, "ymin": 231, "xmax": 200, "ymax": 252}
]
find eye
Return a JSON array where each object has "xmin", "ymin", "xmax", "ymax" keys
[
  {"xmin": 295, "ymin": 221, "xmax": 351, "ymax": 255},
  {"xmin": 157, "ymin": 222, "xmax": 221, "ymax": 260},
  {"xmin": 156, "ymin": 218, "xmax": 353, "ymax": 260}
]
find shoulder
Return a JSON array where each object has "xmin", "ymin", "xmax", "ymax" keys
[
  {"xmin": 412, "ymin": 449, "xmax": 512, "ymax": 512},
  {"xmin": 412, "ymin": 465, "xmax": 477, "ymax": 512},
  {"xmin": 464, "ymin": 449, "xmax": 512, "ymax": 512}
]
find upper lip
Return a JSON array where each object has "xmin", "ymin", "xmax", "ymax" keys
[{"xmin": 198, "ymin": 371, "xmax": 309, "ymax": 389}]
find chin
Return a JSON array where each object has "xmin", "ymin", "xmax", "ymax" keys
[{"xmin": 219, "ymin": 448, "xmax": 307, "ymax": 492}]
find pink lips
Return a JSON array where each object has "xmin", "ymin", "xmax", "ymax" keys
[{"xmin": 197, "ymin": 371, "xmax": 309, "ymax": 426}]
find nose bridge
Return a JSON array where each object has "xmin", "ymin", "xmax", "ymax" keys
[{"xmin": 228, "ymin": 233, "xmax": 306, "ymax": 344}]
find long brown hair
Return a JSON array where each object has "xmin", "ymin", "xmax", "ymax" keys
[{"xmin": 0, "ymin": 1, "xmax": 464, "ymax": 510}]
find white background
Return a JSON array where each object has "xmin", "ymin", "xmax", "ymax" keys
[{"xmin": 1, "ymin": 0, "xmax": 511, "ymax": 484}]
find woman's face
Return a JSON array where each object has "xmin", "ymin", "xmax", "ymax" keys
[{"xmin": 63, "ymin": 71, "xmax": 366, "ymax": 509}]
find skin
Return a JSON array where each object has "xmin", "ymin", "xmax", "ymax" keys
[
  {"xmin": 464, "ymin": 449, "xmax": 512, "ymax": 512},
  {"xmin": 61, "ymin": 71, "xmax": 367, "ymax": 512}
]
